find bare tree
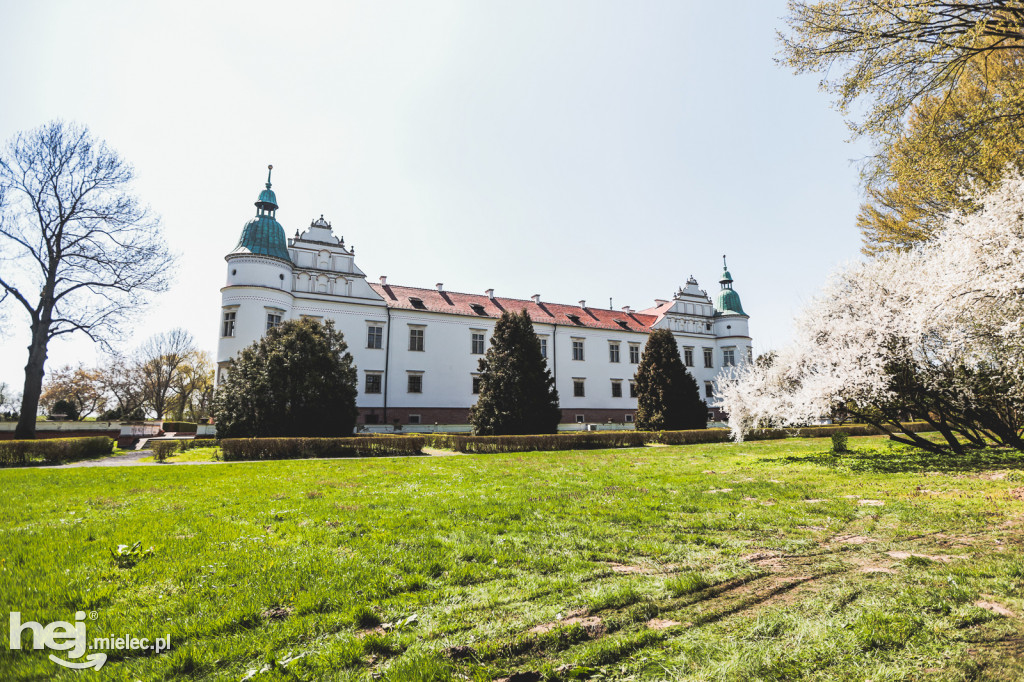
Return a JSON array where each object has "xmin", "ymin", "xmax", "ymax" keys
[
  {"xmin": 95, "ymin": 353, "xmax": 147, "ymax": 419},
  {"xmin": 138, "ymin": 328, "xmax": 196, "ymax": 420},
  {"xmin": 0, "ymin": 121, "xmax": 174, "ymax": 437}
]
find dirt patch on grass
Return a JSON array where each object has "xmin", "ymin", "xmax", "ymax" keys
[
  {"xmin": 886, "ymin": 551, "xmax": 968, "ymax": 563},
  {"xmin": 858, "ymin": 499, "xmax": 885, "ymax": 506},
  {"xmin": 529, "ymin": 615, "xmax": 603, "ymax": 635},
  {"xmin": 743, "ymin": 551, "xmax": 786, "ymax": 571},
  {"xmin": 976, "ymin": 599, "xmax": 1016, "ymax": 617},
  {"xmin": 261, "ymin": 605, "xmax": 292, "ymax": 621},
  {"xmin": 1007, "ymin": 487, "xmax": 1024, "ymax": 501},
  {"xmin": 607, "ymin": 562, "xmax": 656, "ymax": 574},
  {"xmin": 647, "ymin": 618, "xmax": 682, "ymax": 630},
  {"xmin": 832, "ymin": 534, "xmax": 877, "ymax": 545}
]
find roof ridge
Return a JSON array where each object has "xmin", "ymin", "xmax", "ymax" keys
[{"xmin": 368, "ymin": 282, "xmax": 644, "ymax": 314}]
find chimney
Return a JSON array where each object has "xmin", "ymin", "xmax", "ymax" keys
[
  {"xmin": 531, "ymin": 294, "xmax": 541, "ymax": 304},
  {"xmin": 622, "ymin": 306, "xmax": 633, "ymax": 314},
  {"xmin": 485, "ymin": 288, "xmax": 495, "ymax": 300},
  {"xmin": 436, "ymin": 283, "xmax": 444, "ymax": 292},
  {"xmin": 579, "ymin": 300, "xmax": 586, "ymax": 308},
  {"xmin": 379, "ymin": 275, "xmax": 387, "ymax": 286},
  {"xmin": 654, "ymin": 299, "xmax": 668, "ymax": 306}
]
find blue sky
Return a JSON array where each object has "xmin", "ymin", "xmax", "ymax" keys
[{"xmin": 0, "ymin": 1, "xmax": 869, "ymax": 389}]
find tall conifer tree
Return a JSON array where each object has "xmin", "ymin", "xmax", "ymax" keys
[
  {"xmin": 635, "ymin": 328, "xmax": 706, "ymax": 430},
  {"xmin": 470, "ymin": 310, "xmax": 561, "ymax": 435}
]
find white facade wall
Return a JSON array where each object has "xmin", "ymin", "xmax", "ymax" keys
[{"xmin": 218, "ymin": 216, "xmax": 752, "ymax": 426}]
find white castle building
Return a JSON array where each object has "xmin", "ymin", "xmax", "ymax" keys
[{"xmin": 217, "ymin": 168, "xmax": 752, "ymax": 428}]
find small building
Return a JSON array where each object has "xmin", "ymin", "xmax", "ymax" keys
[{"xmin": 217, "ymin": 168, "xmax": 752, "ymax": 428}]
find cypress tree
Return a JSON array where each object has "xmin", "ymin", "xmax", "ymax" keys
[
  {"xmin": 634, "ymin": 328, "xmax": 706, "ymax": 430},
  {"xmin": 470, "ymin": 310, "xmax": 561, "ymax": 435},
  {"xmin": 212, "ymin": 318, "xmax": 358, "ymax": 438}
]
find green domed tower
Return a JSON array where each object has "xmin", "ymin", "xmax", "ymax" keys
[
  {"xmin": 714, "ymin": 255, "xmax": 746, "ymax": 316},
  {"xmin": 230, "ymin": 165, "xmax": 292, "ymax": 263}
]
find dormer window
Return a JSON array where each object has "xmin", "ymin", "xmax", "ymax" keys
[
  {"xmin": 409, "ymin": 297, "xmax": 427, "ymax": 310},
  {"xmin": 567, "ymin": 314, "xmax": 583, "ymax": 325},
  {"xmin": 470, "ymin": 304, "xmax": 487, "ymax": 316},
  {"xmin": 615, "ymin": 319, "xmax": 630, "ymax": 330}
]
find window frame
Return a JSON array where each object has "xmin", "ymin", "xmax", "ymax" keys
[
  {"xmin": 366, "ymin": 324, "xmax": 383, "ymax": 349},
  {"xmin": 628, "ymin": 343, "xmax": 640, "ymax": 364},
  {"xmin": 572, "ymin": 338, "xmax": 585, "ymax": 361},
  {"xmin": 409, "ymin": 326, "xmax": 425, "ymax": 352},
  {"xmin": 364, "ymin": 372, "xmax": 383, "ymax": 394}
]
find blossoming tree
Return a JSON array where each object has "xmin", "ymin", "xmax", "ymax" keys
[{"xmin": 719, "ymin": 173, "xmax": 1024, "ymax": 455}]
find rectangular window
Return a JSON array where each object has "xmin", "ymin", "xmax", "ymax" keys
[
  {"xmin": 472, "ymin": 375, "xmax": 481, "ymax": 394},
  {"xmin": 611, "ymin": 380, "xmax": 622, "ymax": 398},
  {"xmin": 625, "ymin": 414, "xmax": 634, "ymax": 423},
  {"xmin": 575, "ymin": 414, "xmax": 585, "ymax": 423},
  {"xmin": 409, "ymin": 327, "xmax": 424, "ymax": 351},
  {"xmin": 539, "ymin": 338, "xmax": 548, "ymax": 358},
  {"xmin": 572, "ymin": 339, "xmax": 584, "ymax": 361},
  {"xmin": 222, "ymin": 311, "xmax": 236, "ymax": 337},
  {"xmin": 748, "ymin": 347, "xmax": 753, "ymax": 363},
  {"xmin": 703, "ymin": 347, "xmax": 713, "ymax": 368},
  {"xmin": 684, "ymin": 347, "xmax": 694, "ymax": 367},
  {"xmin": 629, "ymin": 343, "xmax": 640, "ymax": 364},
  {"xmin": 705, "ymin": 381, "xmax": 714, "ymax": 398},
  {"xmin": 364, "ymin": 373, "xmax": 382, "ymax": 394},
  {"xmin": 408, "ymin": 414, "xmax": 421, "ymax": 424},
  {"xmin": 471, "ymin": 332, "xmax": 485, "ymax": 355},
  {"xmin": 366, "ymin": 325, "xmax": 383, "ymax": 349},
  {"xmin": 723, "ymin": 349, "xmax": 736, "ymax": 366},
  {"xmin": 629, "ymin": 380, "xmax": 637, "ymax": 398},
  {"xmin": 407, "ymin": 373, "xmax": 423, "ymax": 393},
  {"xmin": 608, "ymin": 342, "xmax": 620, "ymax": 363},
  {"xmin": 266, "ymin": 313, "xmax": 282, "ymax": 331},
  {"xmin": 573, "ymin": 379, "xmax": 585, "ymax": 397},
  {"xmin": 365, "ymin": 413, "xmax": 380, "ymax": 424}
]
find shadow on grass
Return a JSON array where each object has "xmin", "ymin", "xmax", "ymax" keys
[{"xmin": 771, "ymin": 445, "xmax": 1024, "ymax": 475}]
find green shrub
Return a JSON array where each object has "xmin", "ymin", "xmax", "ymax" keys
[
  {"xmin": 49, "ymin": 399, "xmax": 80, "ymax": 421},
  {"xmin": 161, "ymin": 421, "xmax": 198, "ymax": 433},
  {"xmin": 831, "ymin": 432, "xmax": 849, "ymax": 453},
  {"xmin": 151, "ymin": 440, "xmax": 178, "ymax": 462},
  {"xmin": 178, "ymin": 438, "xmax": 218, "ymax": 452},
  {"xmin": 0, "ymin": 436, "xmax": 114, "ymax": 466},
  {"xmin": 220, "ymin": 436, "xmax": 426, "ymax": 461}
]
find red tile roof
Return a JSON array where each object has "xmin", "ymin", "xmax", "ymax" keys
[{"xmin": 369, "ymin": 283, "xmax": 657, "ymax": 333}]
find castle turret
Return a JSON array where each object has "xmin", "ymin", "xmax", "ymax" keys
[
  {"xmin": 714, "ymin": 255, "xmax": 746, "ymax": 316},
  {"xmin": 217, "ymin": 166, "xmax": 295, "ymax": 383}
]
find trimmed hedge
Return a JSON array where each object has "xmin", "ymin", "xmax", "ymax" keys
[
  {"xmin": 178, "ymin": 439, "xmax": 218, "ymax": 452},
  {"xmin": 422, "ymin": 422, "xmax": 936, "ymax": 454},
  {"xmin": 0, "ymin": 436, "xmax": 115, "ymax": 466},
  {"xmin": 161, "ymin": 421, "xmax": 198, "ymax": 433},
  {"xmin": 220, "ymin": 436, "xmax": 426, "ymax": 461},
  {"xmin": 212, "ymin": 422, "xmax": 939, "ymax": 460}
]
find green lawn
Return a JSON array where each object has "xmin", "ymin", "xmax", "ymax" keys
[{"xmin": 2, "ymin": 436, "xmax": 1023, "ymax": 681}]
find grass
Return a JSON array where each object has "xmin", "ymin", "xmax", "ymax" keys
[{"xmin": 1, "ymin": 435, "xmax": 1022, "ymax": 680}]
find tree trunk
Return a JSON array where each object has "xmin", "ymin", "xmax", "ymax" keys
[{"xmin": 14, "ymin": 322, "xmax": 51, "ymax": 439}]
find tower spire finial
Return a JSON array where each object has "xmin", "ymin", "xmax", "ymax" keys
[
  {"xmin": 723, "ymin": 254, "xmax": 727, "ymax": 269},
  {"xmin": 266, "ymin": 164, "xmax": 273, "ymax": 188}
]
